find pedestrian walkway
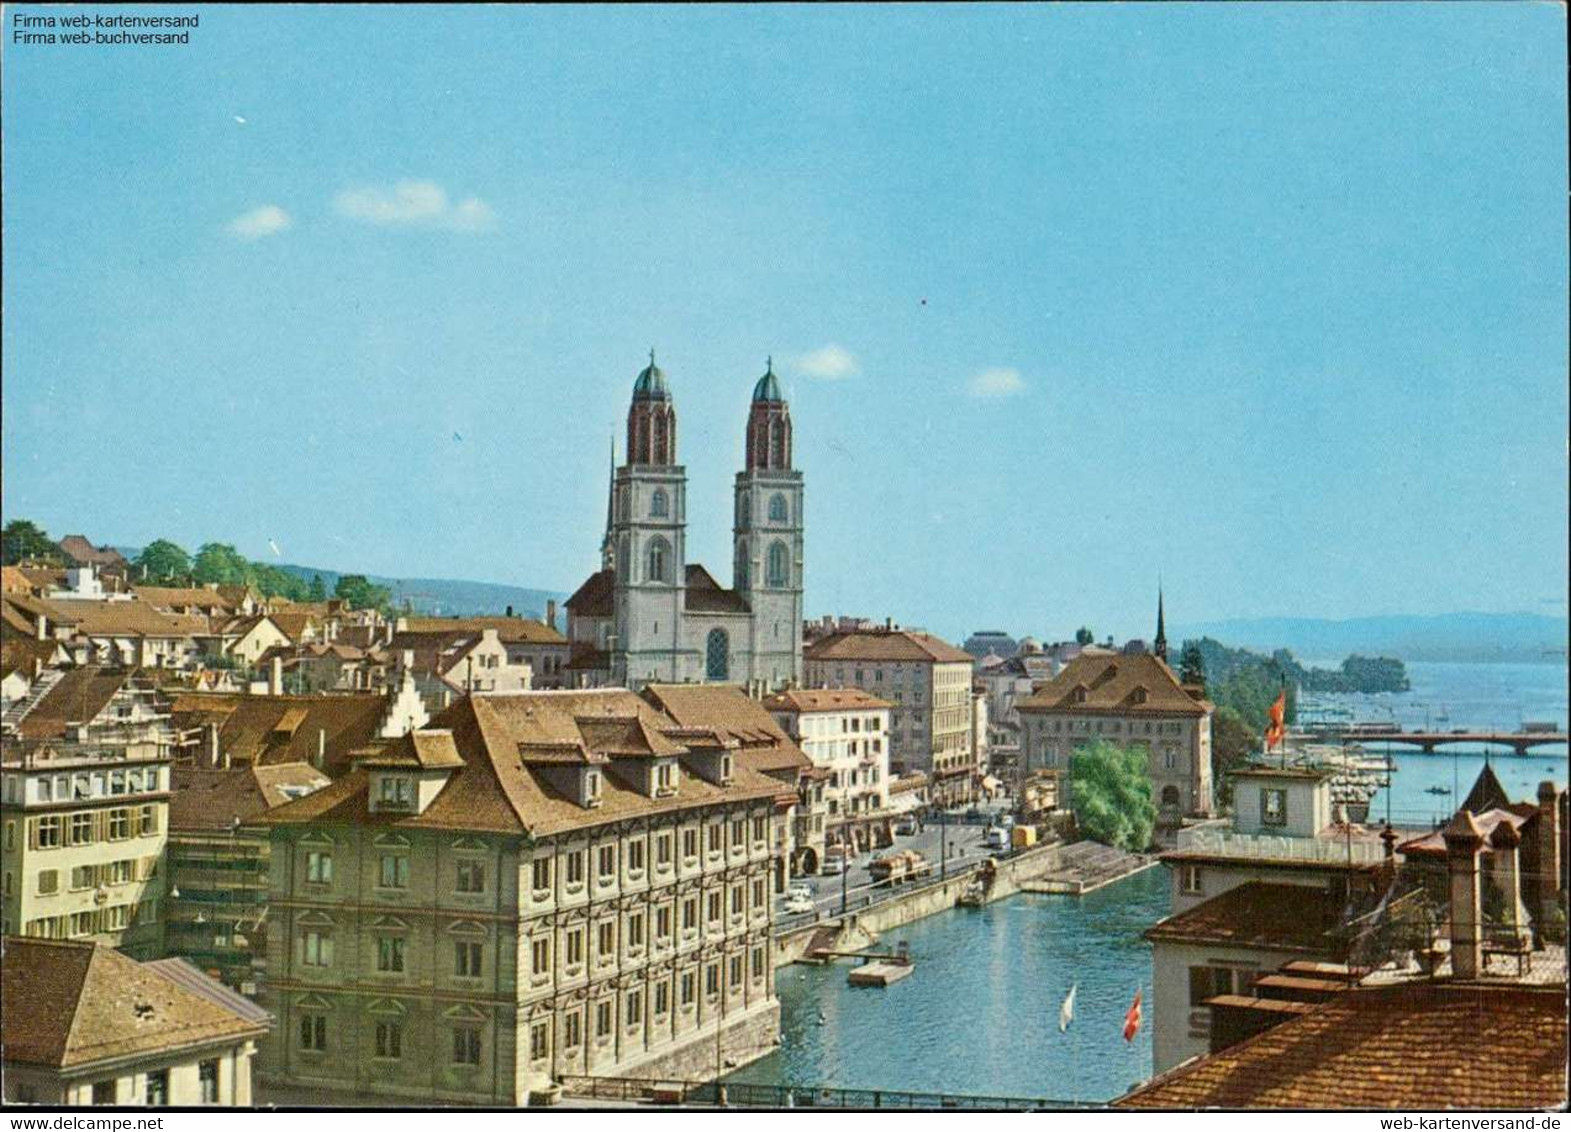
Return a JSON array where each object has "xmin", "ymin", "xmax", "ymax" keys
[{"xmin": 1019, "ymin": 840, "xmax": 1156, "ymax": 895}]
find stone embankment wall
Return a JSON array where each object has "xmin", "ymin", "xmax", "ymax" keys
[{"xmin": 775, "ymin": 841, "xmax": 1070, "ymax": 964}]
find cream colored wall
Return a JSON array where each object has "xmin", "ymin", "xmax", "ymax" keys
[{"xmin": 2, "ymin": 1039, "xmax": 256, "ymax": 1107}]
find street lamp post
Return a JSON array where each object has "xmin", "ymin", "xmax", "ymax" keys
[{"xmin": 940, "ymin": 808, "xmax": 948, "ymax": 881}]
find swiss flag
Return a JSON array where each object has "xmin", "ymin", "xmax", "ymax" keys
[
  {"xmin": 1123, "ymin": 988, "xmax": 1143, "ymax": 1042},
  {"xmin": 1264, "ymin": 690, "xmax": 1287, "ymax": 751}
]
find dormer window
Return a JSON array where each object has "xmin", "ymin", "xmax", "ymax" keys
[
  {"xmin": 720, "ymin": 755, "xmax": 733, "ymax": 784},
  {"xmin": 378, "ymin": 775, "xmax": 414, "ymax": 810},
  {"xmin": 654, "ymin": 760, "xmax": 678, "ymax": 798},
  {"xmin": 1132, "ymin": 687, "xmax": 1148, "ymax": 705},
  {"xmin": 584, "ymin": 770, "xmax": 603, "ymax": 807}
]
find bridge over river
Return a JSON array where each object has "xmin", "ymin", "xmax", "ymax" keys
[{"xmin": 1338, "ymin": 728, "xmax": 1567, "ymax": 754}]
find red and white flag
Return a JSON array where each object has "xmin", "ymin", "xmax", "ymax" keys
[
  {"xmin": 1122, "ymin": 987, "xmax": 1143, "ymax": 1042},
  {"xmin": 1264, "ymin": 690, "xmax": 1287, "ymax": 751}
]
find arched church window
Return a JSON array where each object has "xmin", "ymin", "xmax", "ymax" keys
[
  {"xmin": 647, "ymin": 537, "xmax": 672, "ymax": 584},
  {"xmin": 768, "ymin": 494, "xmax": 788, "ymax": 523},
  {"xmin": 766, "ymin": 541, "xmax": 789, "ymax": 588},
  {"xmin": 735, "ymin": 540, "xmax": 749, "ymax": 590},
  {"xmin": 738, "ymin": 493, "xmax": 751, "ymax": 527},
  {"xmin": 705, "ymin": 628, "xmax": 729, "ymax": 682},
  {"xmin": 651, "ymin": 489, "xmax": 669, "ymax": 518}
]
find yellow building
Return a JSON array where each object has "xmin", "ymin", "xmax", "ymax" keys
[
  {"xmin": 1, "ymin": 741, "xmax": 170, "ymax": 958},
  {"xmin": 258, "ymin": 688, "xmax": 785, "ymax": 1105}
]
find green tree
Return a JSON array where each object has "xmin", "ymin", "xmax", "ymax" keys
[
  {"xmin": 1211, "ymin": 706, "xmax": 1258, "ymax": 807},
  {"xmin": 1068, "ymin": 740, "xmax": 1157, "ymax": 852},
  {"xmin": 1074, "ymin": 626, "xmax": 1094, "ymax": 646},
  {"xmin": 1179, "ymin": 641, "xmax": 1206, "ymax": 687},
  {"xmin": 334, "ymin": 573, "xmax": 392, "ymax": 612},
  {"xmin": 308, "ymin": 574, "xmax": 327, "ymax": 602},
  {"xmin": 2, "ymin": 519, "xmax": 59, "ymax": 565},
  {"xmin": 191, "ymin": 542, "xmax": 250, "ymax": 586},
  {"xmin": 135, "ymin": 539, "xmax": 191, "ymax": 583}
]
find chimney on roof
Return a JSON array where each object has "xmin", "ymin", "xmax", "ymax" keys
[
  {"xmin": 206, "ymin": 722, "xmax": 227, "ymax": 770},
  {"xmin": 1487, "ymin": 818, "xmax": 1529, "ymax": 949},
  {"xmin": 884, "ymin": 617, "xmax": 893, "ymax": 631},
  {"xmin": 269, "ymin": 655, "xmax": 283, "ymax": 697},
  {"xmin": 35, "ymin": 613, "xmax": 48, "ymax": 641},
  {"xmin": 1536, "ymin": 781, "xmax": 1562, "ymax": 936},
  {"xmin": 505, "ymin": 604, "xmax": 513, "ymax": 618},
  {"xmin": 1442, "ymin": 810, "xmax": 1485, "ymax": 979},
  {"xmin": 315, "ymin": 727, "xmax": 326, "ymax": 771},
  {"xmin": 546, "ymin": 600, "xmax": 557, "ymax": 632}
]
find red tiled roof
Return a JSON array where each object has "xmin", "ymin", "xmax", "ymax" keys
[
  {"xmin": 1117, "ymin": 982, "xmax": 1568, "ymax": 1110},
  {"xmin": 1018, "ymin": 652, "xmax": 1211, "ymax": 717},
  {"xmin": 565, "ymin": 570, "xmax": 614, "ymax": 618},
  {"xmin": 804, "ymin": 629, "xmax": 972, "ymax": 665},
  {"xmin": 0, "ymin": 938, "xmax": 268, "ymax": 1070},
  {"xmin": 764, "ymin": 688, "xmax": 893, "ymax": 713},
  {"xmin": 1145, "ymin": 881, "xmax": 1348, "ymax": 955}
]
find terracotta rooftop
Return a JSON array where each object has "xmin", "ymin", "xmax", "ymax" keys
[
  {"xmin": 643, "ymin": 683, "xmax": 812, "ymax": 776},
  {"xmin": 682, "ymin": 565, "xmax": 750, "ymax": 615},
  {"xmin": 1117, "ymin": 982, "xmax": 1568, "ymax": 1110},
  {"xmin": 169, "ymin": 691, "xmax": 390, "ymax": 776},
  {"xmin": 169, "ymin": 762, "xmax": 332, "ymax": 831},
  {"xmin": 1017, "ymin": 652, "xmax": 1211, "ymax": 717},
  {"xmin": 764, "ymin": 688, "xmax": 894, "ymax": 713},
  {"xmin": 564, "ymin": 569, "xmax": 613, "ymax": 618},
  {"xmin": 0, "ymin": 938, "xmax": 269, "ymax": 1070},
  {"xmin": 57, "ymin": 536, "xmax": 127, "ymax": 568},
  {"xmin": 804, "ymin": 628, "xmax": 973, "ymax": 665},
  {"xmin": 1145, "ymin": 882, "xmax": 1348, "ymax": 955},
  {"xmin": 262, "ymin": 688, "xmax": 785, "ymax": 839},
  {"xmin": 131, "ymin": 585, "xmax": 237, "ymax": 611},
  {"xmin": 13, "ymin": 666, "xmax": 138, "ymax": 740},
  {"xmin": 397, "ymin": 616, "xmax": 567, "ymax": 645}
]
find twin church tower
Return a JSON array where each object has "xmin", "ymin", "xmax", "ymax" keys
[{"xmin": 564, "ymin": 354, "xmax": 804, "ymax": 690}]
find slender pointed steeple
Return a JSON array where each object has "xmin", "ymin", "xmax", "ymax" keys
[
  {"xmin": 600, "ymin": 435, "xmax": 616, "ymax": 571},
  {"xmin": 1154, "ymin": 586, "xmax": 1168, "ymax": 663}
]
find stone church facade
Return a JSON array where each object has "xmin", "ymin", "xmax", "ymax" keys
[{"xmin": 565, "ymin": 356, "xmax": 803, "ymax": 691}]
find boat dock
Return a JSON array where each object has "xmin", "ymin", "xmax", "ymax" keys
[{"xmin": 1017, "ymin": 841, "xmax": 1157, "ymax": 896}]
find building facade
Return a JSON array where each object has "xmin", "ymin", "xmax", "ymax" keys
[
  {"xmin": 1, "ymin": 742, "xmax": 170, "ymax": 957},
  {"xmin": 565, "ymin": 357, "xmax": 804, "ymax": 692},
  {"xmin": 765, "ymin": 688, "xmax": 892, "ymax": 855},
  {"xmin": 1017, "ymin": 652, "xmax": 1214, "ymax": 819},
  {"xmin": 259, "ymin": 689, "xmax": 785, "ymax": 1105},
  {"xmin": 803, "ymin": 628, "xmax": 977, "ymax": 806}
]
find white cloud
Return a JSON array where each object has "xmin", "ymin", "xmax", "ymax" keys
[
  {"xmin": 227, "ymin": 204, "xmax": 292, "ymax": 241},
  {"xmin": 968, "ymin": 367, "xmax": 1026, "ymax": 398},
  {"xmin": 333, "ymin": 180, "xmax": 496, "ymax": 232},
  {"xmin": 793, "ymin": 344, "xmax": 860, "ymax": 380}
]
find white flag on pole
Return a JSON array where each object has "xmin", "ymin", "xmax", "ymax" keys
[{"xmin": 1059, "ymin": 983, "xmax": 1077, "ymax": 1033}]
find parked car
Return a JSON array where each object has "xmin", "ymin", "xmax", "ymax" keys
[
  {"xmin": 821, "ymin": 848, "xmax": 849, "ymax": 876},
  {"xmin": 782, "ymin": 894, "xmax": 816, "ymax": 915},
  {"xmin": 894, "ymin": 814, "xmax": 920, "ymax": 836},
  {"xmin": 983, "ymin": 826, "xmax": 1010, "ymax": 851},
  {"xmin": 786, "ymin": 882, "xmax": 814, "ymax": 902},
  {"xmin": 996, "ymin": 813, "xmax": 1015, "ymax": 830}
]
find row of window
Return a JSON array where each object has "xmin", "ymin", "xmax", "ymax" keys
[
  {"xmin": 1037, "ymin": 719, "xmax": 1186, "ymax": 735},
  {"xmin": 23, "ymin": 806, "xmax": 161, "ymax": 850},
  {"xmin": 7, "ymin": 766, "xmax": 165, "ymax": 805},
  {"xmin": 23, "ymin": 900, "xmax": 150, "ymax": 939},
  {"xmin": 32, "ymin": 855, "xmax": 155, "ymax": 895},
  {"xmin": 80, "ymin": 1062, "xmax": 220, "ymax": 1107},
  {"xmin": 299, "ymin": 947, "xmax": 770, "ymax": 1063}
]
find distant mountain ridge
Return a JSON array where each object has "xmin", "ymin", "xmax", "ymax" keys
[
  {"xmin": 114, "ymin": 547, "xmax": 567, "ymax": 620},
  {"xmin": 1173, "ymin": 612, "xmax": 1569, "ymax": 664}
]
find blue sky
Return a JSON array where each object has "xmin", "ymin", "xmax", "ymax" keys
[{"xmin": 3, "ymin": 3, "xmax": 1566, "ymax": 643}]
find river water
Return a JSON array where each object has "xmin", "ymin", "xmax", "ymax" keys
[
  {"xmin": 731, "ymin": 661, "xmax": 1566, "ymax": 1101},
  {"xmin": 1302, "ymin": 660, "xmax": 1567, "ymax": 826}
]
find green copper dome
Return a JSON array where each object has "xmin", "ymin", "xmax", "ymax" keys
[
  {"xmin": 752, "ymin": 357, "xmax": 784, "ymax": 403},
  {"xmin": 632, "ymin": 350, "xmax": 670, "ymax": 402}
]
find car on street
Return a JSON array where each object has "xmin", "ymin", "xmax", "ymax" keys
[
  {"xmin": 782, "ymin": 894, "xmax": 816, "ymax": 915},
  {"xmin": 821, "ymin": 848, "xmax": 849, "ymax": 875},
  {"xmin": 786, "ymin": 883, "xmax": 813, "ymax": 902},
  {"xmin": 983, "ymin": 826, "xmax": 1010, "ymax": 851},
  {"xmin": 894, "ymin": 814, "xmax": 920, "ymax": 836}
]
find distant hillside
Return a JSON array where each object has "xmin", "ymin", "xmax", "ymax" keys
[
  {"xmin": 1173, "ymin": 612, "xmax": 1569, "ymax": 664},
  {"xmin": 114, "ymin": 547, "xmax": 567, "ymax": 619}
]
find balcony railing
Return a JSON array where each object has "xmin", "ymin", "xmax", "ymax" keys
[{"xmin": 1173, "ymin": 826, "xmax": 1388, "ymax": 865}]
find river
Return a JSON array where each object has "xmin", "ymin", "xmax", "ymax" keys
[
  {"xmin": 732, "ymin": 660, "xmax": 1566, "ymax": 1100},
  {"xmin": 1301, "ymin": 660, "xmax": 1567, "ymax": 825},
  {"xmin": 730, "ymin": 866, "xmax": 1169, "ymax": 1102}
]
